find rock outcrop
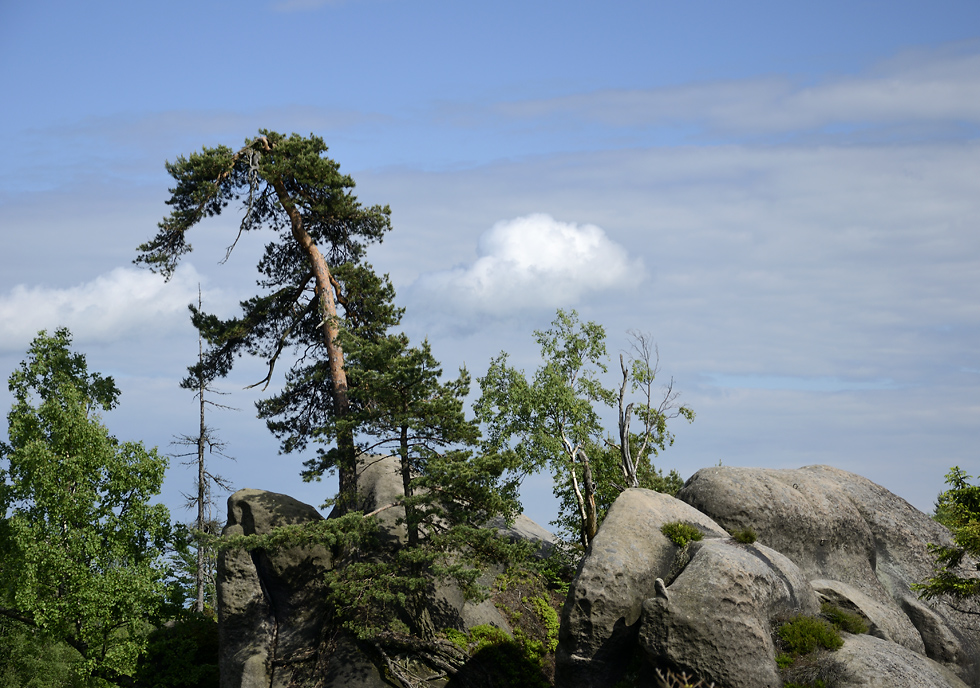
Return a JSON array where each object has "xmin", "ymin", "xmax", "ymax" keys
[
  {"xmin": 218, "ymin": 455, "xmax": 557, "ymax": 688},
  {"xmin": 218, "ymin": 489, "xmax": 335, "ymax": 688},
  {"xmin": 219, "ymin": 461, "xmax": 979, "ymax": 688},
  {"xmin": 557, "ymin": 465, "xmax": 980, "ymax": 688}
]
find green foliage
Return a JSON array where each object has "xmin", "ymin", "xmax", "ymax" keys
[
  {"xmin": 0, "ymin": 616, "xmax": 93, "ymax": 688},
  {"xmin": 476, "ymin": 309, "xmax": 690, "ymax": 548},
  {"xmin": 0, "ymin": 329, "xmax": 178, "ymax": 685},
  {"xmin": 135, "ymin": 615, "xmax": 219, "ymax": 688},
  {"xmin": 914, "ymin": 467, "xmax": 980, "ymax": 614},
  {"xmin": 661, "ymin": 522, "xmax": 704, "ymax": 547},
  {"xmin": 731, "ymin": 527, "xmax": 757, "ymax": 544},
  {"xmin": 819, "ymin": 603, "xmax": 868, "ymax": 635},
  {"xmin": 777, "ymin": 615, "xmax": 843, "ymax": 656},
  {"xmin": 138, "ymin": 131, "xmax": 397, "ymax": 514}
]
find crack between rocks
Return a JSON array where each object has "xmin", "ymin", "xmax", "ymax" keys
[{"xmin": 251, "ymin": 550, "xmax": 281, "ymax": 688}]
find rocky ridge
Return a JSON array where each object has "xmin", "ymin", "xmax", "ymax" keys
[{"xmin": 218, "ymin": 462, "xmax": 980, "ymax": 688}]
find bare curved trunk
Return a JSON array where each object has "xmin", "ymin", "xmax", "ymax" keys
[{"xmin": 270, "ymin": 176, "xmax": 356, "ymax": 514}]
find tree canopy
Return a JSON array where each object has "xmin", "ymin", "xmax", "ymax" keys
[
  {"xmin": 475, "ymin": 309, "xmax": 691, "ymax": 547},
  {"xmin": 136, "ymin": 130, "xmax": 395, "ymax": 512},
  {"xmin": 0, "ymin": 329, "xmax": 177, "ymax": 686}
]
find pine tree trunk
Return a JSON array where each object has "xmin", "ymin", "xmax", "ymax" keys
[{"xmin": 269, "ymin": 176, "xmax": 356, "ymax": 514}]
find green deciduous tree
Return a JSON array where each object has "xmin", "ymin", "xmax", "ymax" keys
[
  {"xmin": 136, "ymin": 130, "xmax": 393, "ymax": 513},
  {"xmin": 914, "ymin": 467, "xmax": 980, "ymax": 616},
  {"xmin": 475, "ymin": 310, "xmax": 692, "ymax": 548},
  {"xmin": 0, "ymin": 329, "xmax": 177, "ymax": 686}
]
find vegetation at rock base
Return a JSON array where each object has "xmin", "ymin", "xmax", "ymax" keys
[
  {"xmin": 661, "ymin": 521, "xmax": 705, "ymax": 547},
  {"xmin": 135, "ymin": 615, "xmax": 220, "ymax": 688},
  {"xmin": 819, "ymin": 602, "xmax": 868, "ymax": 635},
  {"xmin": 777, "ymin": 615, "xmax": 843, "ymax": 656},
  {"xmin": 0, "ymin": 329, "xmax": 180, "ymax": 686},
  {"xmin": 774, "ymin": 612, "xmax": 853, "ymax": 688},
  {"xmin": 914, "ymin": 466, "xmax": 980, "ymax": 616}
]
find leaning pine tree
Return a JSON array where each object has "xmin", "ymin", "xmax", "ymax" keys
[{"xmin": 136, "ymin": 131, "xmax": 394, "ymax": 512}]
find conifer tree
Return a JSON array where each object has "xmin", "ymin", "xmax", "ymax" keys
[
  {"xmin": 313, "ymin": 327, "xmax": 523, "ymax": 639},
  {"xmin": 137, "ymin": 131, "xmax": 393, "ymax": 512}
]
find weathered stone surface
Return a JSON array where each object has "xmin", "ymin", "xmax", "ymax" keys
[
  {"xmin": 219, "ymin": 456, "xmax": 552, "ymax": 687},
  {"xmin": 218, "ymin": 489, "xmax": 333, "ymax": 688},
  {"xmin": 676, "ymin": 465, "xmax": 980, "ymax": 682},
  {"xmin": 835, "ymin": 633, "xmax": 970, "ymax": 688},
  {"xmin": 555, "ymin": 488, "xmax": 729, "ymax": 688},
  {"xmin": 640, "ymin": 539, "xmax": 820, "ymax": 688},
  {"xmin": 351, "ymin": 454, "xmax": 407, "ymax": 541},
  {"xmin": 812, "ymin": 578, "xmax": 925, "ymax": 654}
]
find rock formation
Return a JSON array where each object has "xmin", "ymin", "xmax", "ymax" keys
[
  {"xmin": 218, "ymin": 461, "xmax": 978, "ymax": 688},
  {"xmin": 557, "ymin": 465, "xmax": 980, "ymax": 688},
  {"xmin": 217, "ymin": 455, "xmax": 556, "ymax": 688}
]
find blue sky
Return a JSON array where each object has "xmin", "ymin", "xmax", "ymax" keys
[{"xmin": 1, "ymin": 0, "xmax": 978, "ymax": 529}]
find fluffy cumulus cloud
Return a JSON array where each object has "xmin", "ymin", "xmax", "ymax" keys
[
  {"xmin": 410, "ymin": 214, "xmax": 644, "ymax": 315},
  {"xmin": 0, "ymin": 265, "xmax": 210, "ymax": 352}
]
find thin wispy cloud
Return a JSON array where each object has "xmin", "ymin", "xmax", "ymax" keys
[
  {"xmin": 410, "ymin": 214, "xmax": 644, "ymax": 317},
  {"xmin": 496, "ymin": 45, "xmax": 980, "ymax": 135}
]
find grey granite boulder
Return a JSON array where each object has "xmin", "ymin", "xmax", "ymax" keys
[
  {"xmin": 555, "ymin": 488, "xmax": 729, "ymax": 688},
  {"xmin": 834, "ymin": 633, "xmax": 970, "ymax": 688},
  {"xmin": 677, "ymin": 465, "xmax": 979, "ymax": 683},
  {"xmin": 218, "ymin": 489, "xmax": 334, "ymax": 688},
  {"xmin": 640, "ymin": 538, "xmax": 821, "ymax": 688}
]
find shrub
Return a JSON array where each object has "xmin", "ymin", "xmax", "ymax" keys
[
  {"xmin": 777, "ymin": 615, "xmax": 843, "ymax": 656},
  {"xmin": 781, "ymin": 652, "xmax": 852, "ymax": 688},
  {"xmin": 661, "ymin": 522, "xmax": 704, "ymax": 547},
  {"xmin": 731, "ymin": 527, "xmax": 757, "ymax": 544},
  {"xmin": 820, "ymin": 602, "xmax": 868, "ymax": 635}
]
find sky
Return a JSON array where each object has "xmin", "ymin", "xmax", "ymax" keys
[{"xmin": 1, "ymin": 0, "xmax": 978, "ymax": 530}]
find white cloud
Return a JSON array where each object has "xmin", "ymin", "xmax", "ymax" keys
[
  {"xmin": 410, "ymin": 214, "xmax": 644, "ymax": 316},
  {"xmin": 0, "ymin": 266, "xmax": 211, "ymax": 353}
]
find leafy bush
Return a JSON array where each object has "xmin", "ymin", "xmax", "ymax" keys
[
  {"xmin": 731, "ymin": 527, "xmax": 757, "ymax": 544},
  {"xmin": 778, "ymin": 615, "xmax": 843, "ymax": 656},
  {"xmin": 661, "ymin": 522, "xmax": 704, "ymax": 547},
  {"xmin": 820, "ymin": 603, "xmax": 868, "ymax": 635}
]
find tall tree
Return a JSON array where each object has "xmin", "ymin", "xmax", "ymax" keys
[
  {"xmin": 0, "ymin": 329, "xmax": 176, "ymax": 686},
  {"xmin": 475, "ymin": 310, "xmax": 693, "ymax": 548},
  {"xmin": 476, "ymin": 310, "xmax": 614, "ymax": 548},
  {"xmin": 613, "ymin": 331, "xmax": 694, "ymax": 490},
  {"xmin": 136, "ymin": 130, "xmax": 393, "ymax": 512}
]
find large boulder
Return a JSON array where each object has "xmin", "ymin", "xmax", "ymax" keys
[
  {"xmin": 218, "ymin": 489, "xmax": 338, "ymax": 688},
  {"xmin": 676, "ymin": 465, "xmax": 980, "ymax": 682},
  {"xmin": 640, "ymin": 538, "xmax": 820, "ymax": 688},
  {"xmin": 555, "ymin": 488, "xmax": 729, "ymax": 688},
  {"xmin": 834, "ymin": 633, "xmax": 971, "ymax": 688}
]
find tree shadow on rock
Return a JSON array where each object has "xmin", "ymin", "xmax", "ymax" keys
[{"xmin": 448, "ymin": 641, "xmax": 550, "ymax": 688}]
